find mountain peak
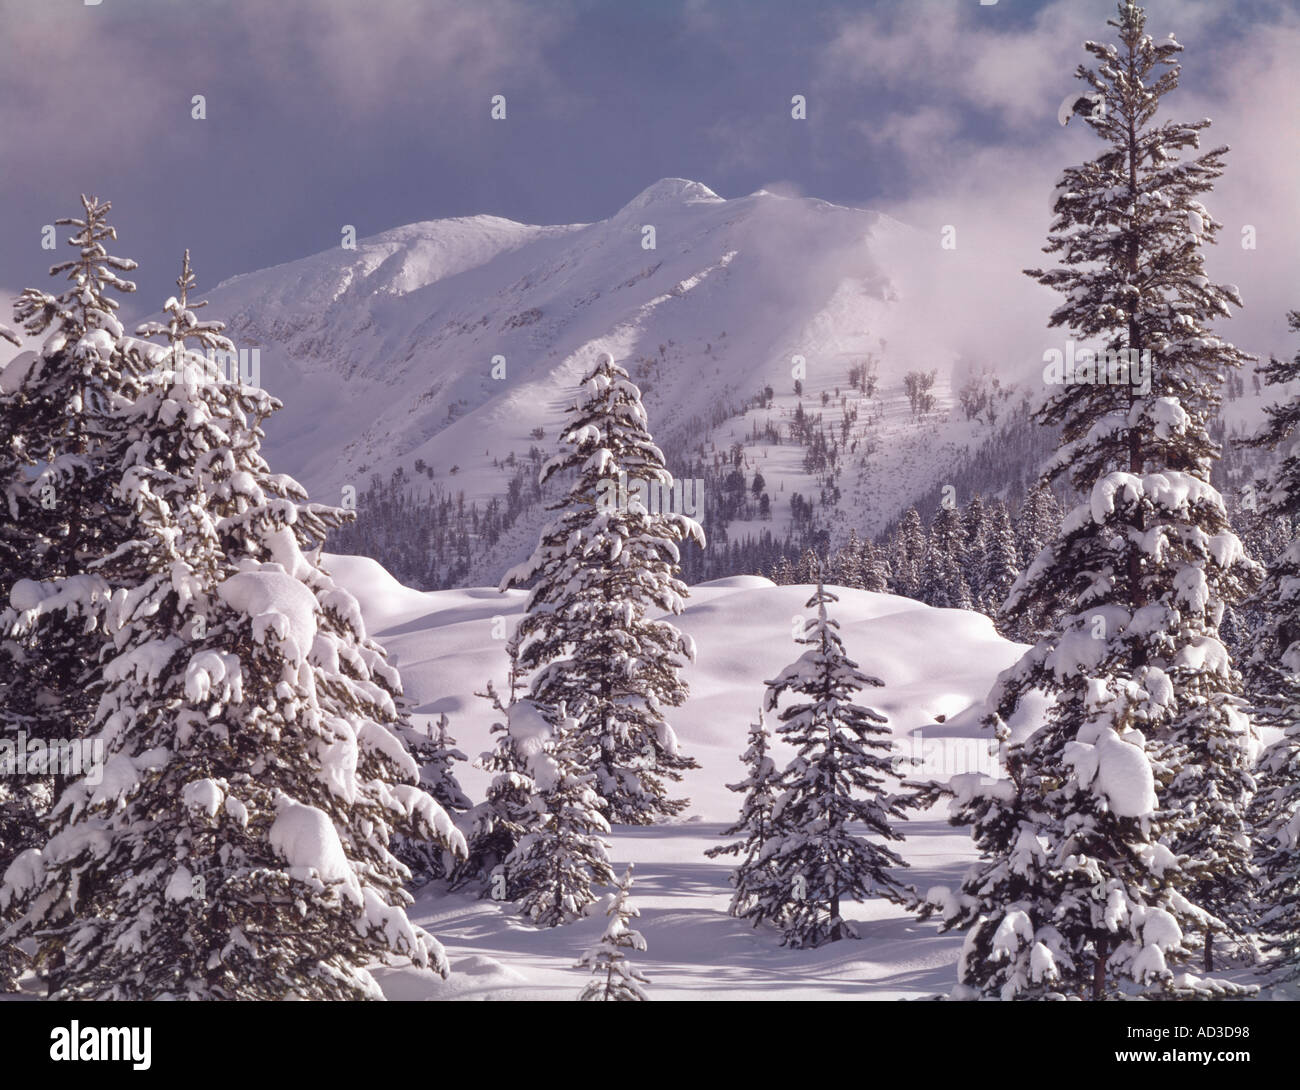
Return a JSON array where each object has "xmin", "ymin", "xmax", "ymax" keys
[{"xmin": 619, "ymin": 178, "xmax": 724, "ymax": 214}]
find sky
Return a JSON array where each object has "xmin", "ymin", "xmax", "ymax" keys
[{"xmin": 1, "ymin": 0, "xmax": 1298, "ymax": 357}]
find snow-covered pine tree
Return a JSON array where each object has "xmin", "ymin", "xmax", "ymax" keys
[
  {"xmin": 939, "ymin": 1, "xmax": 1259, "ymax": 998},
  {"xmin": 919, "ymin": 507, "xmax": 962, "ymax": 608},
  {"xmin": 794, "ymin": 547, "xmax": 820, "ymax": 585},
  {"xmin": 1008, "ymin": 484, "xmax": 1066, "ymax": 643},
  {"xmin": 575, "ymin": 864, "xmax": 649, "ymax": 1001},
  {"xmin": 1, "ymin": 253, "xmax": 464, "ymax": 999},
  {"xmin": 859, "ymin": 538, "xmax": 890, "ymax": 593},
  {"xmin": 1245, "ymin": 309, "xmax": 1300, "ymax": 981},
  {"xmin": 1047, "ymin": 0, "xmax": 1258, "ymax": 974},
  {"xmin": 963, "ymin": 494, "xmax": 990, "ymax": 603},
  {"xmin": 502, "ymin": 352, "xmax": 704, "ymax": 825},
  {"xmin": 394, "ymin": 712, "xmax": 472, "ymax": 884},
  {"xmin": 888, "ymin": 507, "xmax": 926, "ymax": 600},
  {"xmin": 769, "ymin": 555, "xmax": 794, "ymax": 585},
  {"xmin": 454, "ymin": 676, "xmax": 543, "ymax": 899},
  {"xmin": 1015, "ymin": 483, "xmax": 1063, "ymax": 573},
  {"xmin": 0, "ymin": 197, "xmax": 142, "ymax": 991},
  {"xmin": 832, "ymin": 529, "xmax": 865, "ymax": 589},
  {"xmin": 0, "ymin": 322, "xmax": 21, "ymax": 989},
  {"xmin": 504, "ymin": 705, "xmax": 613, "ymax": 927},
  {"xmin": 941, "ymin": 556, "xmax": 975, "ymax": 612},
  {"xmin": 705, "ymin": 711, "xmax": 785, "ymax": 927},
  {"xmin": 762, "ymin": 579, "xmax": 910, "ymax": 947},
  {"xmin": 418, "ymin": 712, "xmax": 471, "ymax": 814},
  {"xmin": 919, "ymin": 679, "xmax": 1243, "ymax": 999},
  {"xmin": 929, "ymin": 504, "xmax": 964, "ymax": 573},
  {"xmin": 981, "ymin": 499, "xmax": 1021, "ymax": 619}
]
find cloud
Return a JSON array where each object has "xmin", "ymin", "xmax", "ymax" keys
[
  {"xmin": 232, "ymin": 0, "xmax": 571, "ymax": 119},
  {"xmin": 0, "ymin": 0, "xmax": 569, "ymax": 162},
  {"xmin": 822, "ymin": 0, "xmax": 1227, "ymax": 138},
  {"xmin": 851, "ymin": 107, "xmax": 963, "ymax": 176},
  {"xmin": 816, "ymin": 0, "xmax": 1300, "ymax": 381}
]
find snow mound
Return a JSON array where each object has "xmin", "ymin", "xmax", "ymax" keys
[
  {"xmin": 218, "ymin": 567, "xmax": 319, "ymax": 664},
  {"xmin": 328, "ymin": 558, "xmax": 1026, "ymax": 821},
  {"xmin": 269, "ymin": 798, "xmax": 359, "ymax": 898},
  {"xmin": 696, "ymin": 574, "xmax": 776, "ymax": 590},
  {"xmin": 1065, "ymin": 724, "xmax": 1157, "ymax": 819},
  {"xmin": 453, "ymin": 954, "xmax": 528, "ymax": 981},
  {"xmin": 181, "ymin": 778, "xmax": 224, "ymax": 818},
  {"xmin": 323, "ymin": 553, "xmax": 439, "ymax": 630}
]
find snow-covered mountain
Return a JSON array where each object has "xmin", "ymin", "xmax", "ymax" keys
[
  {"xmin": 7, "ymin": 180, "xmax": 1277, "ymax": 587},
  {"xmin": 204, "ymin": 179, "xmax": 1035, "ymax": 581}
]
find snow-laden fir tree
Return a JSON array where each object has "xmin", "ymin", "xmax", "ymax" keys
[
  {"xmin": 929, "ymin": 504, "xmax": 963, "ymax": 573},
  {"xmin": 931, "ymin": 1, "xmax": 1259, "ymax": 998},
  {"xmin": 918, "ymin": 679, "xmax": 1243, "ymax": 999},
  {"xmin": 0, "ymin": 252, "xmax": 465, "ymax": 999},
  {"xmin": 393, "ymin": 712, "xmax": 471, "ymax": 884},
  {"xmin": 922, "ymin": 503, "xmax": 974, "ymax": 609},
  {"xmin": 502, "ymin": 352, "xmax": 704, "ymax": 824},
  {"xmin": 1042, "ymin": 0, "xmax": 1259, "ymax": 974},
  {"xmin": 794, "ymin": 547, "xmax": 820, "ymax": 585},
  {"xmin": 575, "ymin": 864, "xmax": 650, "ymax": 1001},
  {"xmin": 981, "ymin": 500, "xmax": 1021, "ymax": 619},
  {"xmin": 831, "ymin": 529, "xmax": 865, "ymax": 589},
  {"xmin": 503, "ymin": 703, "xmax": 613, "ymax": 927},
  {"xmin": 0, "ymin": 321, "xmax": 22, "ymax": 989},
  {"xmin": 1245, "ymin": 309, "xmax": 1300, "ymax": 981},
  {"xmin": 933, "ymin": 554, "xmax": 974, "ymax": 612},
  {"xmin": 705, "ymin": 712, "xmax": 785, "ymax": 927},
  {"xmin": 762, "ymin": 578, "xmax": 910, "ymax": 947},
  {"xmin": 454, "ymin": 667, "xmax": 539, "ymax": 898},
  {"xmin": 889, "ymin": 507, "xmax": 927, "ymax": 600},
  {"xmin": 1008, "ymin": 486, "xmax": 1065, "ymax": 642},
  {"xmin": 859, "ymin": 537, "xmax": 890, "ymax": 593},
  {"xmin": 963, "ymin": 494, "xmax": 990, "ymax": 603},
  {"xmin": 0, "ymin": 197, "xmax": 142, "ymax": 991},
  {"xmin": 769, "ymin": 555, "xmax": 795, "ymax": 586},
  {"xmin": 1015, "ymin": 484, "xmax": 1063, "ymax": 572}
]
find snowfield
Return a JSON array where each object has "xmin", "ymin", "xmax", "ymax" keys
[{"xmin": 325, "ymin": 554, "xmax": 1027, "ymax": 1000}]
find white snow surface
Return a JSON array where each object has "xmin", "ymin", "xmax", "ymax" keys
[{"xmin": 326, "ymin": 553, "xmax": 1031, "ymax": 1000}]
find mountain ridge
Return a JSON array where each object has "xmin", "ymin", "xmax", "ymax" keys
[{"xmin": 199, "ymin": 177, "xmax": 1014, "ymax": 585}]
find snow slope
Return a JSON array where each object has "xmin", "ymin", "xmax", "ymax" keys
[
  {"xmin": 325, "ymin": 553, "xmax": 1027, "ymax": 1000},
  {"xmin": 201, "ymin": 181, "xmax": 1022, "ymax": 581}
]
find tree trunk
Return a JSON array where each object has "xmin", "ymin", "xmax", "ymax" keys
[
  {"xmin": 1124, "ymin": 78, "xmax": 1147, "ymax": 626},
  {"xmin": 1204, "ymin": 929, "xmax": 1214, "ymax": 973},
  {"xmin": 1092, "ymin": 938, "xmax": 1110, "ymax": 1001},
  {"xmin": 46, "ymin": 943, "xmax": 65, "ymax": 998}
]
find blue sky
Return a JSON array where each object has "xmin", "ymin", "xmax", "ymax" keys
[{"xmin": 1, "ymin": 0, "xmax": 1297, "ymax": 353}]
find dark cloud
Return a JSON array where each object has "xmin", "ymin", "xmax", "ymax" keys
[{"xmin": 0, "ymin": 0, "xmax": 1294, "ymax": 369}]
